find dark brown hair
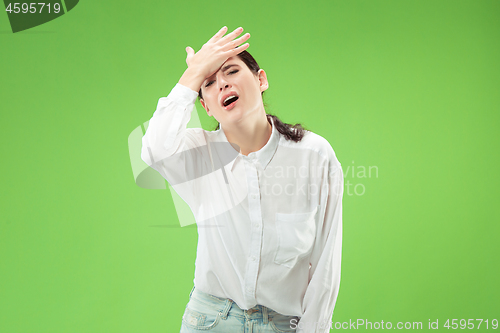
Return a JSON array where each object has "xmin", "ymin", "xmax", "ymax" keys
[{"xmin": 199, "ymin": 50, "xmax": 306, "ymax": 142}]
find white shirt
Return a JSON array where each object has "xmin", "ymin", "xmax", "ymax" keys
[{"xmin": 141, "ymin": 83, "xmax": 344, "ymax": 333}]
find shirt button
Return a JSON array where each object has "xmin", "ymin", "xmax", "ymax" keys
[
  {"xmin": 250, "ymin": 256, "xmax": 257, "ymax": 261},
  {"xmin": 253, "ymin": 223, "xmax": 260, "ymax": 228},
  {"xmin": 251, "ymin": 194, "xmax": 258, "ymax": 200}
]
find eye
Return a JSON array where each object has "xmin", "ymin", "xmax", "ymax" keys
[
  {"xmin": 205, "ymin": 80, "xmax": 214, "ymax": 87},
  {"xmin": 228, "ymin": 70, "xmax": 239, "ymax": 75}
]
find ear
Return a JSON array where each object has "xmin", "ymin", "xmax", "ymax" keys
[
  {"xmin": 257, "ymin": 69, "xmax": 269, "ymax": 92},
  {"xmin": 200, "ymin": 98, "xmax": 212, "ymax": 117}
]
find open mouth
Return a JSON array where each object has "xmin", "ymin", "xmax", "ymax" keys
[{"xmin": 223, "ymin": 95, "xmax": 239, "ymax": 107}]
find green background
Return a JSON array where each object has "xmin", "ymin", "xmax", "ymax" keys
[{"xmin": 1, "ymin": 0, "xmax": 499, "ymax": 332}]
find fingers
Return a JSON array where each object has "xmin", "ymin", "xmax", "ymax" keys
[
  {"xmin": 230, "ymin": 42, "xmax": 250, "ymax": 56},
  {"xmin": 207, "ymin": 26, "xmax": 228, "ymax": 43},
  {"xmin": 185, "ymin": 46, "xmax": 194, "ymax": 65},
  {"xmin": 219, "ymin": 27, "xmax": 244, "ymax": 44},
  {"xmin": 224, "ymin": 33, "xmax": 250, "ymax": 50}
]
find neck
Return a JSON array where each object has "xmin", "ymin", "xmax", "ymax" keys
[{"xmin": 222, "ymin": 109, "xmax": 272, "ymax": 156}]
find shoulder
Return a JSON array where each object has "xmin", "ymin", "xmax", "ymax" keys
[
  {"xmin": 184, "ymin": 128, "xmax": 227, "ymax": 145},
  {"xmin": 280, "ymin": 130, "xmax": 341, "ymax": 165}
]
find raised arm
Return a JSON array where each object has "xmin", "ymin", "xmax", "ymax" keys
[{"xmin": 140, "ymin": 27, "xmax": 250, "ymax": 188}]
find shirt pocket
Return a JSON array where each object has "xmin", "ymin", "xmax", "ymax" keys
[{"xmin": 274, "ymin": 206, "xmax": 319, "ymax": 268}]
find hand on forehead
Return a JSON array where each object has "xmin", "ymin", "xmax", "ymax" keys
[{"xmin": 204, "ymin": 57, "xmax": 240, "ymax": 83}]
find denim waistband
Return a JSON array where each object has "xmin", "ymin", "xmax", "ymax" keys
[{"xmin": 188, "ymin": 285, "xmax": 299, "ymax": 323}]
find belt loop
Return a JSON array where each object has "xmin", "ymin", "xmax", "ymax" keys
[
  {"xmin": 220, "ymin": 298, "xmax": 233, "ymax": 320},
  {"xmin": 263, "ymin": 306, "xmax": 269, "ymax": 325},
  {"xmin": 189, "ymin": 285, "xmax": 195, "ymax": 299}
]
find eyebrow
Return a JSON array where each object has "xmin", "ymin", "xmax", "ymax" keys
[{"xmin": 220, "ymin": 64, "xmax": 239, "ymax": 72}]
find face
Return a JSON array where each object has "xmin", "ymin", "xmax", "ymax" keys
[{"xmin": 200, "ymin": 56, "xmax": 268, "ymax": 127}]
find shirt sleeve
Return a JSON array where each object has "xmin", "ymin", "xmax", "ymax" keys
[
  {"xmin": 141, "ymin": 83, "xmax": 210, "ymax": 195},
  {"xmin": 141, "ymin": 83, "xmax": 199, "ymax": 167},
  {"xmin": 297, "ymin": 154, "xmax": 343, "ymax": 333}
]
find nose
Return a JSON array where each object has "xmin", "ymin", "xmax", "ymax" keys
[{"xmin": 217, "ymin": 73, "xmax": 231, "ymax": 91}]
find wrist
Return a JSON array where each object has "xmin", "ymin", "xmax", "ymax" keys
[{"xmin": 178, "ymin": 67, "xmax": 206, "ymax": 93}]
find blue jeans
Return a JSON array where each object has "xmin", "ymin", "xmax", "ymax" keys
[{"xmin": 180, "ymin": 286, "xmax": 299, "ymax": 332}]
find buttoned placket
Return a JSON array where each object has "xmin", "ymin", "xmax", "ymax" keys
[{"xmin": 243, "ymin": 152, "xmax": 263, "ymax": 304}]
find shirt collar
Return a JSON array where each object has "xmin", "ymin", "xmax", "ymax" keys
[{"xmin": 217, "ymin": 116, "xmax": 279, "ymax": 171}]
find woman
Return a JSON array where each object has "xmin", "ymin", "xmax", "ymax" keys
[{"xmin": 141, "ymin": 26, "xmax": 344, "ymax": 333}]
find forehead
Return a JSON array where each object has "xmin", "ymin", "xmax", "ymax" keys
[
  {"xmin": 219, "ymin": 55, "xmax": 243, "ymax": 66},
  {"xmin": 222, "ymin": 56, "xmax": 242, "ymax": 66}
]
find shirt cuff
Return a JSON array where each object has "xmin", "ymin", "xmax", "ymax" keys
[{"xmin": 168, "ymin": 83, "xmax": 199, "ymax": 106}]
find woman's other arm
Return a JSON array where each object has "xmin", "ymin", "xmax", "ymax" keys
[{"xmin": 298, "ymin": 149, "xmax": 344, "ymax": 333}]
